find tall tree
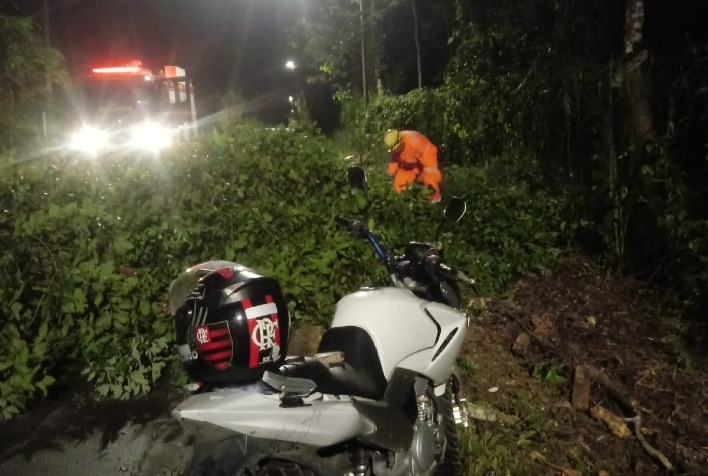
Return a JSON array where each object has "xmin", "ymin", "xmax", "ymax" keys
[
  {"xmin": 411, "ymin": 0, "xmax": 422, "ymax": 89},
  {"xmin": 290, "ymin": 0, "xmax": 451, "ymax": 96},
  {"xmin": 0, "ymin": 14, "xmax": 67, "ymax": 151}
]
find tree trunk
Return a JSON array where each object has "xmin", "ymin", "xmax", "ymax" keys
[
  {"xmin": 412, "ymin": 0, "xmax": 422, "ymax": 89},
  {"xmin": 359, "ymin": 0, "xmax": 368, "ymax": 104},
  {"xmin": 603, "ymin": 0, "xmax": 655, "ymax": 267},
  {"xmin": 370, "ymin": 0, "xmax": 384, "ymax": 96},
  {"xmin": 623, "ymin": 0, "xmax": 653, "ymax": 142}
]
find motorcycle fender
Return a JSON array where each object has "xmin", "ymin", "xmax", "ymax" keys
[{"xmin": 172, "ymin": 387, "xmax": 371, "ymax": 447}]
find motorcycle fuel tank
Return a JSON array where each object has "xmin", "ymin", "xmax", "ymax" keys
[{"xmin": 331, "ymin": 287, "xmax": 467, "ymax": 385}]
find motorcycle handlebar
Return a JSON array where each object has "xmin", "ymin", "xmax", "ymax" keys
[
  {"xmin": 423, "ymin": 253, "xmax": 476, "ymax": 288},
  {"xmin": 334, "ymin": 215, "xmax": 350, "ymax": 228},
  {"xmin": 335, "ymin": 215, "xmax": 475, "ymax": 289},
  {"xmin": 334, "ymin": 216, "xmax": 367, "ymax": 238}
]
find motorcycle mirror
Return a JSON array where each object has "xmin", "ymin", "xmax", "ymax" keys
[
  {"xmin": 434, "ymin": 196, "xmax": 468, "ymax": 240},
  {"xmin": 443, "ymin": 197, "xmax": 467, "ymax": 223},
  {"xmin": 346, "ymin": 166, "xmax": 368, "ymax": 192}
]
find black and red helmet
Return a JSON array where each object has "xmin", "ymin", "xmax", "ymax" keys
[{"xmin": 172, "ymin": 262, "xmax": 290, "ymax": 385}]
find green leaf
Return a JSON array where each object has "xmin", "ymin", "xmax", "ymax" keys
[
  {"xmin": 95, "ymin": 313, "xmax": 112, "ymax": 330},
  {"xmin": 37, "ymin": 321, "xmax": 48, "ymax": 339},
  {"xmin": 111, "ymin": 384, "xmax": 124, "ymax": 399},
  {"xmin": 131, "ymin": 343, "xmax": 141, "ymax": 362},
  {"xmin": 232, "ymin": 236, "xmax": 248, "ymax": 250},
  {"xmin": 113, "ymin": 234, "xmax": 135, "ymax": 254},
  {"xmin": 131, "ymin": 371, "xmax": 149, "ymax": 386},
  {"xmin": 10, "ymin": 301, "xmax": 23, "ymax": 319},
  {"xmin": 35, "ymin": 375, "xmax": 56, "ymax": 395}
]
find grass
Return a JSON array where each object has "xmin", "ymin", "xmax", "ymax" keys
[
  {"xmin": 459, "ymin": 425, "xmax": 531, "ymax": 476},
  {"xmin": 457, "ymin": 388, "xmax": 559, "ymax": 475},
  {"xmin": 459, "ymin": 356, "xmax": 479, "ymax": 375}
]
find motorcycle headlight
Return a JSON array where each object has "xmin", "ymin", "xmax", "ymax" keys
[
  {"xmin": 130, "ymin": 121, "xmax": 172, "ymax": 152},
  {"xmin": 69, "ymin": 125, "xmax": 108, "ymax": 155}
]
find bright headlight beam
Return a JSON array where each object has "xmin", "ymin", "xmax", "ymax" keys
[
  {"xmin": 130, "ymin": 121, "xmax": 172, "ymax": 152},
  {"xmin": 69, "ymin": 125, "xmax": 108, "ymax": 155}
]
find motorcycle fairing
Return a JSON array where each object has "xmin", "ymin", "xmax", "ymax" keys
[
  {"xmin": 396, "ymin": 301, "xmax": 468, "ymax": 385},
  {"xmin": 330, "ymin": 288, "xmax": 440, "ymax": 378},
  {"xmin": 331, "ymin": 288, "xmax": 468, "ymax": 385}
]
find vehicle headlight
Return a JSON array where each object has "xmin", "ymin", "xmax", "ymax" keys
[
  {"xmin": 69, "ymin": 125, "xmax": 108, "ymax": 155},
  {"xmin": 130, "ymin": 121, "xmax": 172, "ymax": 152}
]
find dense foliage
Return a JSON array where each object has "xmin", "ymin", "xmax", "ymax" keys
[{"xmin": 0, "ymin": 123, "xmax": 566, "ymax": 418}]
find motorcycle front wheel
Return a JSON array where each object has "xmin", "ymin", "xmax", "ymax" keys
[{"xmin": 434, "ymin": 393, "xmax": 464, "ymax": 476}]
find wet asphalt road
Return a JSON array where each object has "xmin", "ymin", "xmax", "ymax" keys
[
  {"xmin": 0, "ymin": 382, "xmax": 193, "ymax": 476},
  {"xmin": 0, "ymin": 415, "xmax": 192, "ymax": 476},
  {"xmin": 0, "ymin": 414, "xmax": 192, "ymax": 476}
]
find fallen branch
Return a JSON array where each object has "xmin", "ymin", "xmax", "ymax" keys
[
  {"xmin": 466, "ymin": 402, "xmax": 519, "ymax": 425},
  {"xmin": 625, "ymin": 415, "xmax": 674, "ymax": 473},
  {"xmin": 589, "ymin": 404, "xmax": 631, "ymax": 438},
  {"xmin": 501, "ymin": 309, "xmax": 559, "ymax": 355},
  {"xmin": 579, "ymin": 366, "xmax": 674, "ymax": 471},
  {"xmin": 594, "ymin": 370, "xmax": 640, "ymax": 414},
  {"xmin": 529, "ymin": 450, "xmax": 581, "ymax": 476}
]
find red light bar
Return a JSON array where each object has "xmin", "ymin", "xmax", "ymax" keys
[
  {"xmin": 91, "ymin": 60, "xmax": 151, "ymax": 75},
  {"xmin": 92, "ymin": 66, "xmax": 143, "ymax": 74}
]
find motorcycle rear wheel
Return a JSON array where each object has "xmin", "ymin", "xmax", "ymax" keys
[
  {"xmin": 255, "ymin": 457, "xmax": 316, "ymax": 475},
  {"xmin": 184, "ymin": 437, "xmax": 339, "ymax": 476}
]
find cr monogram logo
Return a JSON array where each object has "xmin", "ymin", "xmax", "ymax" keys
[
  {"xmin": 195, "ymin": 327, "xmax": 209, "ymax": 344},
  {"xmin": 251, "ymin": 318, "xmax": 278, "ymax": 350}
]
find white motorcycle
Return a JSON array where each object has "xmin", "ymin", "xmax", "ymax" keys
[{"xmin": 169, "ymin": 167, "xmax": 474, "ymax": 475}]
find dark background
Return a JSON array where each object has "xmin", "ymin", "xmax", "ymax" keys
[
  {"xmin": 2, "ymin": 0, "xmax": 313, "ymax": 119},
  {"xmin": 1, "ymin": 0, "xmax": 707, "ymax": 122}
]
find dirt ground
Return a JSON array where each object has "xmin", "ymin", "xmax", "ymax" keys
[
  {"xmin": 459, "ymin": 251, "xmax": 708, "ymax": 475},
  {"xmin": 0, "ymin": 251, "xmax": 706, "ymax": 475}
]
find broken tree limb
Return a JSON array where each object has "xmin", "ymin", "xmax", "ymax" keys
[
  {"xmin": 580, "ymin": 366, "xmax": 674, "ymax": 471},
  {"xmin": 529, "ymin": 451, "xmax": 581, "ymax": 476},
  {"xmin": 590, "ymin": 404, "xmax": 632, "ymax": 438},
  {"xmin": 571, "ymin": 364, "xmax": 640, "ymax": 414},
  {"xmin": 625, "ymin": 415, "xmax": 674, "ymax": 472},
  {"xmin": 501, "ymin": 309, "xmax": 559, "ymax": 354},
  {"xmin": 594, "ymin": 370, "xmax": 640, "ymax": 414},
  {"xmin": 571, "ymin": 364, "xmax": 595, "ymax": 411},
  {"xmin": 466, "ymin": 402, "xmax": 519, "ymax": 425}
]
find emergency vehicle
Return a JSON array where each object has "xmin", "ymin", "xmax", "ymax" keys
[{"xmin": 67, "ymin": 60, "xmax": 198, "ymax": 155}]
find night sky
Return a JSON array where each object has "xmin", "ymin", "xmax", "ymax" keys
[
  {"xmin": 3, "ymin": 0, "xmax": 707, "ymax": 119},
  {"xmin": 7, "ymin": 0, "xmax": 313, "ymax": 116}
]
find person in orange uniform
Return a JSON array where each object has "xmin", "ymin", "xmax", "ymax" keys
[{"xmin": 384, "ymin": 129, "xmax": 442, "ymax": 203}]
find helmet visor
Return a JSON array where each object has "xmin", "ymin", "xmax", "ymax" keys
[{"xmin": 168, "ymin": 260, "xmax": 241, "ymax": 315}]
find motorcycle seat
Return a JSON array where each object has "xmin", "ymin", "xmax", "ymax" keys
[
  {"xmin": 278, "ymin": 356, "xmax": 384, "ymax": 400},
  {"xmin": 279, "ymin": 326, "xmax": 388, "ymax": 400}
]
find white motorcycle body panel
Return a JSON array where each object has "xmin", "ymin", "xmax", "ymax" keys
[
  {"xmin": 397, "ymin": 301, "xmax": 468, "ymax": 385},
  {"xmin": 172, "ymin": 386, "xmax": 369, "ymax": 447},
  {"xmin": 331, "ymin": 287, "xmax": 467, "ymax": 383}
]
